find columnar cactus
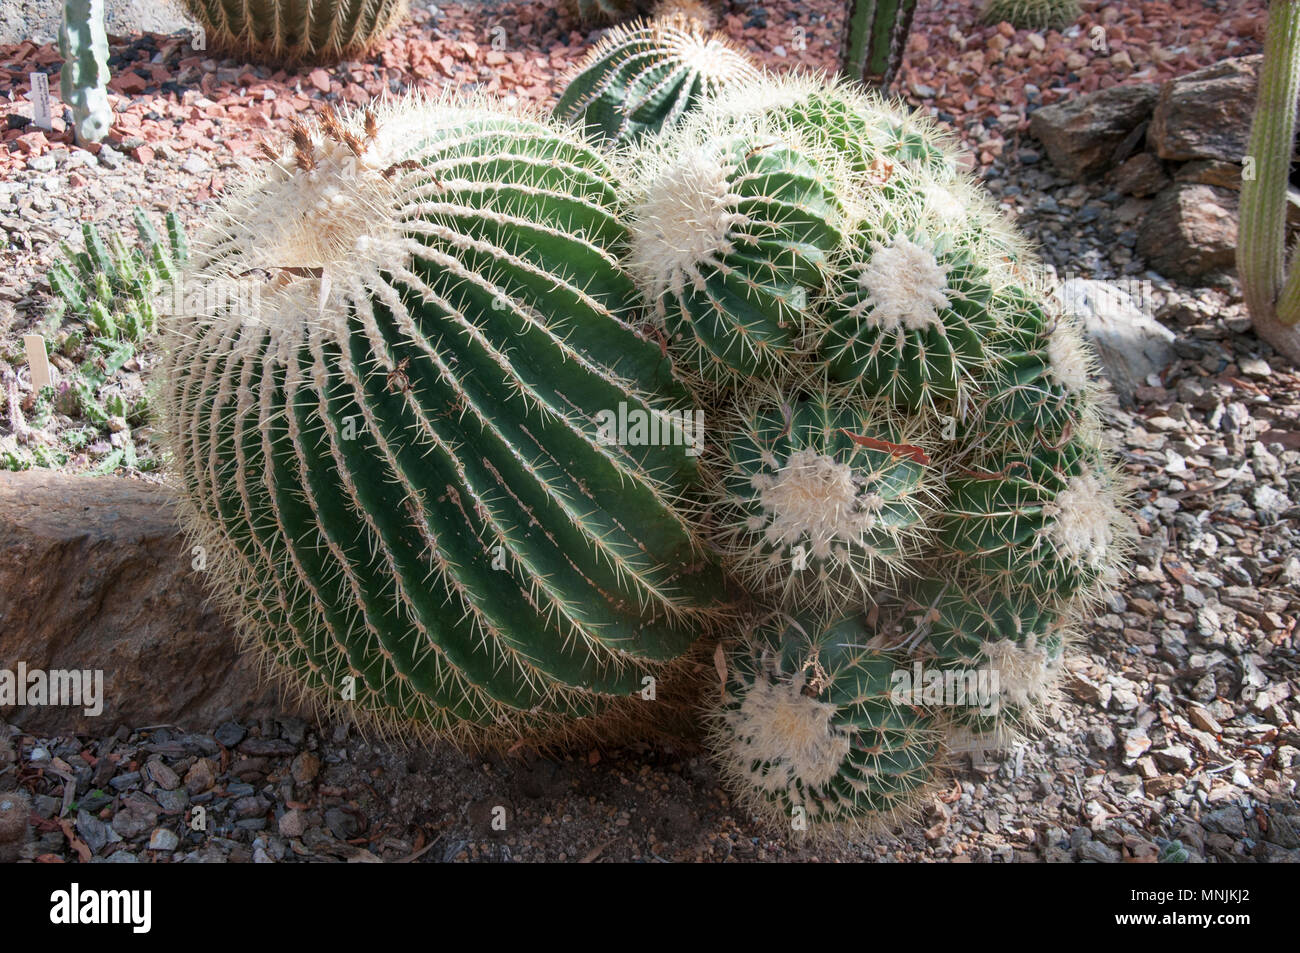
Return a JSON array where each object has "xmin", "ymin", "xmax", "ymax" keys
[
  {"xmin": 1238, "ymin": 0, "xmax": 1300, "ymax": 364},
  {"xmin": 59, "ymin": 0, "xmax": 111, "ymax": 144},
  {"xmin": 160, "ymin": 96, "xmax": 728, "ymax": 748},
  {"xmin": 840, "ymin": 0, "xmax": 920, "ymax": 89},
  {"xmin": 179, "ymin": 0, "xmax": 408, "ymax": 64},
  {"xmin": 553, "ymin": 15, "xmax": 759, "ymax": 147}
]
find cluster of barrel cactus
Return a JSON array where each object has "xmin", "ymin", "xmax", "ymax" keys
[{"xmin": 162, "ymin": 15, "xmax": 1130, "ymax": 838}]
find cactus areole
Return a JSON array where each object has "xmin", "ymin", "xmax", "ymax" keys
[{"xmin": 160, "ymin": 97, "xmax": 728, "ymax": 747}]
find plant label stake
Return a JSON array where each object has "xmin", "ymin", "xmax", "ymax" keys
[
  {"xmin": 27, "ymin": 72, "xmax": 52, "ymax": 132},
  {"xmin": 24, "ymin": 335, "xmax": 52, "ymax": 390}
]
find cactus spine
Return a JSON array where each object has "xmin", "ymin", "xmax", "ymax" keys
[
  {"xmin": 160, "ymin": 96, "xmax": 727, "ymax": 748},
  {"xmin": 179, "ymin": 0, "xmax": 408, "ymax": 65},
  {"xmin": 1238, "ymin": 0, "xmax": 1300, "ymax": 365},
  {"xmin": 553, "ymin": 15, "xmax": 759, "ymax": 148},
  {"xmin": 59, "ymin": 0, "xmax": 111, "ymax": 145}
]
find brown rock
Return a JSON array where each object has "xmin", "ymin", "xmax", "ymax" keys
[
  {"xmin": 1113, "ymin": 152, "xmax": 1170, "ymax": 197},
  {"xmin": 1174, "ymin": 159, "xmax": 1246, "ymax": 191},
  {"xmin": 1136, "ymin": 184, "xmax": 1239, "ymax": 281},
  {"xmin": 1148, "ymin": 56, "xmax": 1264, "ymax": 162},
  {"xmin": 0, "ymin": 471, "xmax": 286, "ymax": 735},
  {"xmin": 1029, "ymin": 83, "xmax": 1159, "ymax": 179}
]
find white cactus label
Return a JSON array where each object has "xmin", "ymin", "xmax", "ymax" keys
[
  {"xmin": 23, "ymin": 334, "xmax": 51, "ymax": 389},
  {"xmin": 27, "ymin": 72, "xmax": 52, "ymax": 131}
]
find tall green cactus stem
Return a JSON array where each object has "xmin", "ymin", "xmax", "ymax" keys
[
  {"xmin": 709, "ymin": 612, "xmax": 941, "ymax": 834},
  {"xmin": 626, "ymin": 110, "xmax": 847, "ymax": 391},
  {"xmin": 714, "ymin": 383, "xmax": 933, "ymax": 611},
  {"xmin": 179, "ymin": 0, "xmax": 408, "ymax": 65},
  {"xmin": 553, "ymin": 15, "xmax": 759, "ymax": 148},
  {"xmin": 160, "ymin": 96, "xmax": 729, "ymax": 748},
  {"xmin": 840, "ymin": 0, "xmax": 919, "ymax": 89},
  {"xmin": 1239, "ymin": 0, "xmax": 1300, "ymax": 365},
  {"xmin": 59, "ymin": 0, "xmax": 111, "ymax": 145}
]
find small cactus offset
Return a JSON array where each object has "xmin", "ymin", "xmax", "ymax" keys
[
  {"xmin": 58, "ymin": 0, "xmax": 111, "ymax": 144},
  {"xmin": 179, "ymin": 0, "xmax": 408, "ymax": 65},
  {"xmin": 980, "ymin": 0, "xmax": 1082, "ymax": 31},
  {"xmin": 553, "ymin": 14, "xmax": 759, "ymax": 148},
  {"xmin": 160, "ymin": 95, "xmax": 728, "ymax": 748},
  {"xmin": 624, "ymin": 105, "xmax": 848, "ymax": 390},
  {"xmin": 713, "ymin": 382, "xmax": 933, "ymax": 611},
  {"xmin": 709, "ymin": 612, "xmax": 942, "ymax": 834}
]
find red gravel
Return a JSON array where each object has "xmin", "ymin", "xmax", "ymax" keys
[{"xmin": 0, "ymin": 1, "xmax": 1268, "ymax": 182}]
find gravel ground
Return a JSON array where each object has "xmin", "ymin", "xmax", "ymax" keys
[{"xmin": 0, "ymin": 1, "xmax": 1296, "ymax": 862}]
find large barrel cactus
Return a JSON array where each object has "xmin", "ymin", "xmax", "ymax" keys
[
  {"xmin": 160, "ymin": 96, "xmax": 728, "ymax": 747},
  {"xmin": 179, "ymin": 0, "xmax": 408, "ymax": 64},
  {"xmin": 553, "ymin": 14, "xmax": 759, "ymax": 148}
]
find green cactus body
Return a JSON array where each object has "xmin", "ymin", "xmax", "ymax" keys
[
  {"xmin": 968, "ymin": 289, "xmax": 1094, "ymax": 451},
  {"xmin": 553, "ymin": 15, "xmax": 759, "ymax": 148},
  {"xmin": 710, "ymin": 612, "xmax": 940, "ymax": 832},
  {"xmin": 939, "ymin": 436, "xmax": 1127, "ymax": 600},
  {"xmin": 706, "ymin": 75, "xmax": 955, "ymax": 186},
  {"xmin": 715, "ymin": 385, "xmax": 932, "ymax": 611},
  {"xmin": 817, "ymin": 216, "xmax": 998, "ymax": 413},
  {"xmin": 840, "ymin": 0, "xmax": 920, "ymax": 89},
  {"xmin": 627, "ymin": 114, "xmax": 846, "ymax": 390},
  {"xmin": 59, "ymin": 0, "xmax": 111, "ymax": 144},
  {"xmin": 180, "ymin": 0, "xmax": 408, "ymax": 64},
  {"xmin": 980, "ymin": 0, "xmax": 1081, "ymax": 31},
  {"xmin": 906, "ymin": 578, "xmax": 1067, "ymax": 734},
  {"xmin": 161, "ymin": 97, "xmax": 727, "ymax": 747},
  {"xmin": 562, "ymin": 0, "xmax": 641, "ymax": 27}
]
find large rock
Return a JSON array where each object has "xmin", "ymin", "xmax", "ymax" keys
[
  {"xmin": 0, "ymin": 471, "xmax": 285, "ymax": 735},
  {"xmin": 1136, "ymin": 183, "xmax": 1239, "ymax": 281},
  {"xmin": 1029, "ymin": 83, "xmax": 1160, "ymax": 180},
  {"xmin": 1057, "ymin": 278, "xmax": 1176, "ymax": 407},
  {"xmin": 1148, "ymin": 56, "xmax": 1262, "ymax": 162}
]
